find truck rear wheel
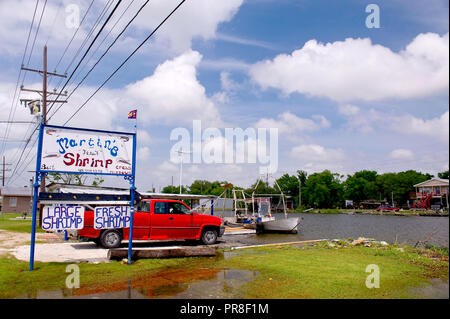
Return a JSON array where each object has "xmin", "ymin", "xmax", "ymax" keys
[
  {"xmin": 99, "ymin": 230, "xmax": 122, "ymax": 249},
  {"xmin": 201, "ymin": 229, "xmax": 218, "ymax": 245}
]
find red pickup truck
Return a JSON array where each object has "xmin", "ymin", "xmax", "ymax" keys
[{"xmin": 78, "ymin": 199, "xmax": 225, "ymax": 248}]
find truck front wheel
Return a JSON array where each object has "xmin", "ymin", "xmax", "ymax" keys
[
  {"xmin": 201, "ymin": 229, "xmax": 218, "ymax": 245},
  {"xmin": 99, "ymin": 230, "xmax": 122, "ymax": 248}
]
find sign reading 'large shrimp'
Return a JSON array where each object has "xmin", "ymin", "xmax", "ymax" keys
[{"xmin": 40, "ymin": 126, "xmax": 134, "ymax": 175}]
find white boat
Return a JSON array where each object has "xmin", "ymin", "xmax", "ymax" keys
[
  {"xmin": 242, "ymin": 215, "xmax": 275, "ymax": 229},
  {"xmin": 260, "ymin": 216, "xmax": 300, "ymax": 233}
]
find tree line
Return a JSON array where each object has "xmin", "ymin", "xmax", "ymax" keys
[{"xmin": 161, "ymin": 169, "xmax": 449, "ymax": 209}]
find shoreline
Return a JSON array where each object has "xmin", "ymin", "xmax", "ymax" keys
[{"xmin": 289, "ymin": 209, "xmax": 449, "ymax": 217}]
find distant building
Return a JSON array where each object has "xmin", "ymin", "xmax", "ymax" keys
[
  {"xmin": 412, "ymin": 178, "xmax": 449, "ymax": 209},
  {"xmin": 0, "ymin": 186, "xmax": 32, "ymax": 214}
]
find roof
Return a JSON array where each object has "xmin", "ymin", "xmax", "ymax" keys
[
  {"xmin": 0, "ymin": 186, "xmax": 32, "ymax": 197},
  {"xmin": 140, "ymin": 192, "xmax": 217, "ymax": 200},
  {"xmin": 414, "ymin": 178, "xmax": 449, "ymax": 188},
  {"xmin": 45, "ymin": 184, "xmax": 216, "ymax": 200},
  {"xmin": 57, "ymin": 186, "xmax": 130, "ymax": 195},
  {"xmin": 47, "ymin": 183, "xmax": 129, "ymax": 194}
]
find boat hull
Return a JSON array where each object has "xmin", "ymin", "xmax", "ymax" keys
[{"xmin": 260, "ymin": 217, "xmax": 300, "ymax": 233}]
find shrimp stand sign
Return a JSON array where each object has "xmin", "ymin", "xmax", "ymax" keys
[
  {"xmin": 40, "ymin": 126, "xmax": 133, "ymax": 175},
  {"xmin": 29, "ymin": 123, "xmax": 137, "ymax": 270},
  {"xmin": 42, "ymin": 206, "xmax": 85, "ymax": 231}
]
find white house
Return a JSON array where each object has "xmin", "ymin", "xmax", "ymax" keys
[{"xmin": 413, "ymin": 178, "xmax": 449, "ymax": 209}]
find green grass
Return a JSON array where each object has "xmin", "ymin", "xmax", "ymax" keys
[
  {"xmin": 216, "ymin": 245, "xmax": 449, "ymax": 299},
  {"xmin": 0, "ymin": 213, "xmax": 44, "ymax": 233},
  {"xmin": 0, "ymin": 243, "xmax": 447, "ymax": 299}
]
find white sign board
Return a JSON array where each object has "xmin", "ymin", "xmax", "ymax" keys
[
  {"xmin": 94, "ymin": 206, "xmax": 131, "ymax": 229},
  {"xmin": 40, "ymin": 126, "xmax": 134, "ymax": 175},
  {"xmin": 42, "ymin": 206, "xmax": 85, "ymax": 231}
]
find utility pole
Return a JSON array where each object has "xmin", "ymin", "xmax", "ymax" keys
[
  {"xmin": 20, "ymin": 46, "xmax": 67, "ymax": 226},
  {"xmin": 1, "ymin": 156, "xmax": 12, "ymax": 186},
  {"xmin": 176, "ymin": 150, "xmax": 191, "ymax": 194},
  {"xmin": 297, "ymin": 175, "xmax": 302, "ymax": 210}
]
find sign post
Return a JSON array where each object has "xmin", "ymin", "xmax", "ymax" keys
[
  {"xmin": 29, "ymin": 123, "xmax": 136, "ymax": 270},
  {"xmin": 127, "ymin": 132, "xmax": 137, "ymax": 265}
]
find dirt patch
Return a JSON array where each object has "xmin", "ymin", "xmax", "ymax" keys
[{"xmin": 0, "ymin": 230, "xmax": 60, "ymax": 256}]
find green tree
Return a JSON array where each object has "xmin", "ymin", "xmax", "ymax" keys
[
  {"xmin": 343, "ymin": 170, "xmax": 378, "ymax": 204},
  {"xmin": 376, "ymin": 170, "xmax": 432, "ymax": 206},
  {"xmin": 47, "ymin": 173, "xmax": 104, "ymax": 186},
  {"xmin": 161, "ymin": 185, "xmax": 187, "ymax": 194},
  {"xmin": 303, "ymin": 170, "xmax": 343, "ymax": 208},
  {"xmin": 438, "ymin": 170, "xmax": 449, "ymax": 179},
  {"xmin": 189, "ymin": 180, "xmax": 229, "ymax": 196},
  {"xmin": 247, "ymin": 179, "xmax": 278, "ymax": 195},
  {"xmin": 275, "ymin": 170, "xmax": 307, "ymax": 207}
]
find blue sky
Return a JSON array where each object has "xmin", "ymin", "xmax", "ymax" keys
[{"xmin": 0, "ymin": 0, "xmax": 448, "ymax": 191}]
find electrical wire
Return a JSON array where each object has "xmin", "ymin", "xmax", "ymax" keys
[
  {"xmin": 46, "ymin": 0, "xmax": 123, "ymax": 115},
  {"xmin": 49, "ymin": 0, "xmax": 150, "ymax": 120},
  {"xmin": 0, "ymin": 0, "xmax": 40, "ymax": 159},
  {"xmin": 63, "ymin": 0, "xmax": 187, "ymax": 125}
]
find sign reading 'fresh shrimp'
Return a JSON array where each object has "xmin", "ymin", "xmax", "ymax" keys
[{"xmin": 40, "ymin": 126, "xmax": 134, "ymax": 175}]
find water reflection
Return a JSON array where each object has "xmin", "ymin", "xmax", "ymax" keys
[{"xmin": 17, "ymin": 267, "xmax": 258, "ymax": 299}]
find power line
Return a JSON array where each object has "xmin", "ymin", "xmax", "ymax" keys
[
  {"xmin": 49, "ymin": 0, "xmax": 149, "ymax": 120},
  {"xmin": 22, "ymin": 0, "xmax": 48, "ymax": 83},
  {"xmin": 47, "ymin": 0, "xmax": 123, "ymax": 116},
  {"xmin": 60, "ymin": 0, "xmax": 114, "ymax": 75},
  {"xmin": 49, "ymin": 0, "xmax": 110, "ymax": 91},
  {"xmin": 44, "ymin": 0, "xmax": 63, "ymax": 46},
  {"xmin": 63, "ymin": 0, "xmax": 187, "ymax": 125},
  {"xmin": 50, "ymin": 0, "xmax": 95, "ymax": 78},
  {"xmin": 0, "ymin": 0, "xmax": 40, "ymax": 159},
  {"xmin": 6, "ymin": 1, "xmax": 122, "ymax": 185},
  {"xmin": 64, "ymin": 0, "xmax": 138, "ymax": 95},
  {"xmin": 2, "ymin": 0, "xmax": 48, "ymax": 167}
]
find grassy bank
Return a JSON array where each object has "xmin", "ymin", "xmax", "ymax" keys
[
  {"xmin": 0, "ymin": 213, "xmax": 44, "ymax": 233},
  {"xmin": 216, "ymin": 243, "xmax": 448, "ymax": 298},
  {"xmin": 0, "ymin": 241, "xmax": 447, "ymax": 299}
]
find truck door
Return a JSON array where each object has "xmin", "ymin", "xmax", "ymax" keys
[
  {"xmin": 149, "ymin": 201, "xmax": 171, "ymax": 239},
  {"xmin": 150, "ymin": 201, "xmax": 200, "ymax": 239},
  {"xmin": 166, "ymin": 202, "xmax": 200, "ymax": 239}
]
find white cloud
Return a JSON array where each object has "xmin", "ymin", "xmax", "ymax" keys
[
  {"xmin": 389, "ymin": 148, "xmax": 414, "ymax": 160},
  {"xmin": 392, "ymin": 111, "xmax": 449, "ymax": 142},
  {"xmin": 291, "ymin": 144, "xmax": 346, "ymax": 162},
  {"xmin": 338, "ymin": 104, "xmax": 449, "ymax": 141},
  {"xmin": 250, "ymin": 32, "xmax": 449, "ymax": 102},
  {"xmin": 254, "ymin": 112, "xmax": 330, "ymax": 135},
  {"xmin": 338, "ymin": 104, "xmax": 360, "ymax": 116},
  {"xmin": 133, "ymin": 0, "xmax": 243, "ymax": 52},
  {"xmin": 125, "ymin": 50, "xmax": 223, "ymax": 126}
]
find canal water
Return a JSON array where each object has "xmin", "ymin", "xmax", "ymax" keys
[{"xmin": 215, "ymin": 211, "xmax": 449, "ymax": 248}]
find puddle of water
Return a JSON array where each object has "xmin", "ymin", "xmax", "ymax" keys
[
  {"xmin": 16, "ymin": 267, "xmax": 258, "ymax": 299},
  {"xmin": 408, "ymin": 278, "xmax": 449, "ymax": 299}
]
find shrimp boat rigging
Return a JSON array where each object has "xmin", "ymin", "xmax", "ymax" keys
[{"xmin": 224, "ymin": 177, "xmax": 300, "ymax": 233}]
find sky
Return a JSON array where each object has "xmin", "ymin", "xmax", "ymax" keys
[{"xmin": 0, "ymin": 0, "xmax": 448, "ymax": 191}]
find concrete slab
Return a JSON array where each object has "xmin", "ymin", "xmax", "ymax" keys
[{"xmin": 12, "ymin": 242, "xmax": 110, "ymax": 263}]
